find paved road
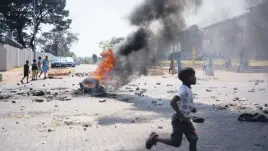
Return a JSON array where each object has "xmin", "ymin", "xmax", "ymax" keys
[{"xmin": 0, "ymin": 64, "xmax": 268, "ymax": 151}]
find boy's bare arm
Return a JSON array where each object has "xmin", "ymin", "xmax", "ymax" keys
[{"xmin": 170, "ymin": 95, "xmax": 185, "ymax": 118}]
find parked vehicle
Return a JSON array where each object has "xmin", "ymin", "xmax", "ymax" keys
[
  {"xmin": 50, "ymin": 57, "xmax": 67, "ymax": 68},
  {"xmin": 63, "ymin": 57, "xmax": 76, "ymax": 67}
]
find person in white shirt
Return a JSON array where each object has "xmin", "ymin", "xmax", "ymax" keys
[{"xmin": 146, "ymin": 67, "xmax": 198, "ymax": 151}]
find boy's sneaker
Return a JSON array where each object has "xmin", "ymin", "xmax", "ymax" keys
[{"xmin": 146, "ymin": 132, "xmax": 158, "ymax": 149}]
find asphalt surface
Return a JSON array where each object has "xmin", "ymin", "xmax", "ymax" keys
[{"xmin": 0, "ymin": 64, "xmax": 268, "ymax": 151}]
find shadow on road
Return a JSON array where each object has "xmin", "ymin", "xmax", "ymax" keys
[{"xmin": 96, "ymin": 93, "xmax": 268, "ymax": 151}]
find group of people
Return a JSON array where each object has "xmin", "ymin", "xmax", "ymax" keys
[{"xmin": 21, "ymin": 56, "xmax": 49, "ymax": 84}]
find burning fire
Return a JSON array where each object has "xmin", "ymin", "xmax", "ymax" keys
[{"xmin": 90, "ymin": 49, "xmax": 117, "ymax": 83}]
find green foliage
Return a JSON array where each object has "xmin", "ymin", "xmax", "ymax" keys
[
  {"xmin": 82, "ymin": 57, "xmax": 90, "ymax": 64},
  {"xmin": 98, "ymin": 37, "xmax": 124, "ymax": 50},
  {"xmin": 37, "ymin": 30, "xmax": 79, "ymax": 56},
  {"xmin": 0, "ymin": 0, "xmax": 72, "ymax": 49},
  {"xmin": 63, "ymin": 51, "xmax": 76, "ymax": 57}
]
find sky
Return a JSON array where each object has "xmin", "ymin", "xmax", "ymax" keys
[{"xmin": 65, "ymin": 0, "xmax": 251, "ymax": 57}]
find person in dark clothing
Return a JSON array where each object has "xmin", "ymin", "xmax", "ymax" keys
[
  {"xmin": 237, "ymin": 49, "xmax": 245, "ymax": 72},
  {"xmin": 32, "ymin": 59, "xmax": 38, "ymax": 80},
  {"xmin": 146, "ymin": 68, "xmax": 198, "ymax": 151},
  {"xmin": 21, "ymin": 60, "xmax": 30, "ymax": 84},
  {"xmin": 37, "ymin": 56, "xmax": 43, "ymax": 78},
  {"xmin": 169, "ymin": 60, "xmax": 174, "ymax": 74}
]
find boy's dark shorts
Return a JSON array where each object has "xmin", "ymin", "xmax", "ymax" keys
[
  {"xmin": 171, "ymin": 113, "xmax": 198, "ymax": 143},
  {"xmin": 24, "ymin": 72, "xmax": 29, "ymax": 77}
]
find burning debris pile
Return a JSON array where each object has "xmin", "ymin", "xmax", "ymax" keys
[
  {"xmin": 90, "ymin": 49, "xmax": 117, "ymax": 83},
  {"xmin": 78, "ymin": 49, "xmax": 117, "ymax": 95}
]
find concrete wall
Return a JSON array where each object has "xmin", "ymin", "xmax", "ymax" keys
[{"xmin": 0, "ymin": 44, "xmax": 55, "ymax": 72}]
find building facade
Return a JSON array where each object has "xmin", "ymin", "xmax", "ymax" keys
[{"xmin": 179, "ymin": 0, "xmax": 268, "ymax": 60}]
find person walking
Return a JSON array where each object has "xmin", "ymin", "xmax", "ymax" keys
[
  {"xmin": 42, "ymin": 56, "xmax": 49, "ymax": 79},
  {"xmin": 31, "ymin": 59, "xmax": 38, "ymax": 80},
  {"xmin": 202, "ymin": 57, "xmax": 206, "ymax": 73},
  {"xmin": 176, "ymin": 52, "xmax": 182, "ymax": 72},
  {"xmin": 21, "ymin": 60, "xmax": 30, "ymax": 84},
  {"xmin": 169, "ymin": 60, "xmax": 174, "ymax": 74},
  {"xmin": 37, "ymin": 56, "xmax": 43, "ymax": 78},
  {"xmin": 237, "ymin": 49, "xmax": 245, "ymax": 72}
]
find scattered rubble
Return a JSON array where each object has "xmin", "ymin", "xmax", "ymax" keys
[
  {"xmin": 47, "ymin": 129, "xmax": 54, "ymax": 133},
  {"xmin": 233, "ymin": 97, "xmax": 239, "ymax": 101},
  {"xmin": 0, "ymin": 94, "xmax": 12, "ymax": 100},
  {"xmin": 158, "ymin": 126, "xmax": 163, "ymax": 129},
  {"xmin": 167, "ymin": 90, "xmax": 177, "ymax": 93},
  {"xmin": 263, "ymin": 108, "xmax": 268, "ymax": 114},
  {"xmin": 74, "ymin": 73, "xmax": 87, "ymax": 77},
  {"xmin": 206, "ymin": 88, "xmax": 212, "ymax": 92},
  {"xmin": 99, "ymin": 99, "xmax": 106, "ymax": 103},
  {"xmin": 248, "ymin": 89, "xmax": 255, "ymax": 92},
  {"xmin": 215, "ymin": 104, "xmax": 228, "ymax": 110},
  {"xmin": 32, "ymin": 90, "xmax": 45, "ymax": 96},
  {"xmin": 191, "ymin": 117, "xmax": 205, "ymax": 123},
  {"xmin": 255, "ymin": 105, "xmax": 263, "ymax": 110},
  {"xmin": 34, "ymin": 98, "xmax": 45, "ymax": 103},
  {"xmin": 57, "ymin": 96, "xmax": 72, "ymax": 101},
  {"xmin": 82, "ymin": 123, "xmax": 92, "ymax": 127},
  {"xmin": 241, "ymin": 98, "xmax": 247, "ymax": 102},
  {"xmin": 238, "ymin": 113, "xmax": 268, "ymax": 122}
]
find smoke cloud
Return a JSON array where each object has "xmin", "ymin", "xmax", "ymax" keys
[{"xmin": 108, "ymin": 0, "xmax": 203, "ymax": 89}]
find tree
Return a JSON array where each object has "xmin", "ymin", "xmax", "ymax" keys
[
  {"xmin": 92, "ymin": 54, "xmax": 98, "ymax": 64},
  {"xmin": 98, "ymin": 37, "xmax": 124, "ymax": 50},
  {"xmin": 64, "ymin": 51, "xmax": 76, "ymax": 57},
  {"xmin": 82, "ymin": 57, "xmax": 90, "ymax": 64},
  {"xmin": 0, "ymin": 0, "xmax": 72, "ymax": 50},
  {"xmin": 0, "ymin": 13, "xmax": 8, "ymax": 43},
  {"xmin": 37, "ymin": 30, "xmax": 79, "ymax": 56}
]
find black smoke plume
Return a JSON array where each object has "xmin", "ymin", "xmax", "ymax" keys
[
  {"xmin": 110, "ymin": 0, "xmax": 203, "ymax": 90},
  {"xmin": 119, "ymin": 28, "xmax": 148, "ymax": 56}
]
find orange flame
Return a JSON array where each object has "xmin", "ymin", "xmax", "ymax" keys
[{"xmin": 90, "ymin": 49, "xmax": 117, "ymax": 83}]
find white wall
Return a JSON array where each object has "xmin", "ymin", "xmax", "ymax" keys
[{"xmin": 0, "ymin": 44, "xmax": 55, "ymax": 71}]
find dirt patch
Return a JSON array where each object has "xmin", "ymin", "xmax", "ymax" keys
[{"xmin": 48, "ymin": 68, "xmax": 73, "ymax": 76}]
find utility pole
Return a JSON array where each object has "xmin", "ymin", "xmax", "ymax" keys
[{"xmin": 33, "ymin": 0, "xmax": 37, "ymax": 60}]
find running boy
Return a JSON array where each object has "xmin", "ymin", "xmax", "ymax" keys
[
  {"xmin": 21, "ymin": 60, "xmax": 30, "ymax": 84},
  {"xmin": 146, "ymin": 67, "xmax": 198, "ymax": 151},
  {"xmin": 31, "ymin": 59, "xmax": 38, "ymax": 80}
]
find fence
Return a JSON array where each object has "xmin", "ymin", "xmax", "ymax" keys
[{"xmin": 0, "ymin": 44, "xmax": 54, "ymax": 71}]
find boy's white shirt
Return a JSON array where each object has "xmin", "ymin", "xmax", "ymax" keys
[{"xmin": 177, "ymin": 84, "xmax": 194, "ymax": 117}]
